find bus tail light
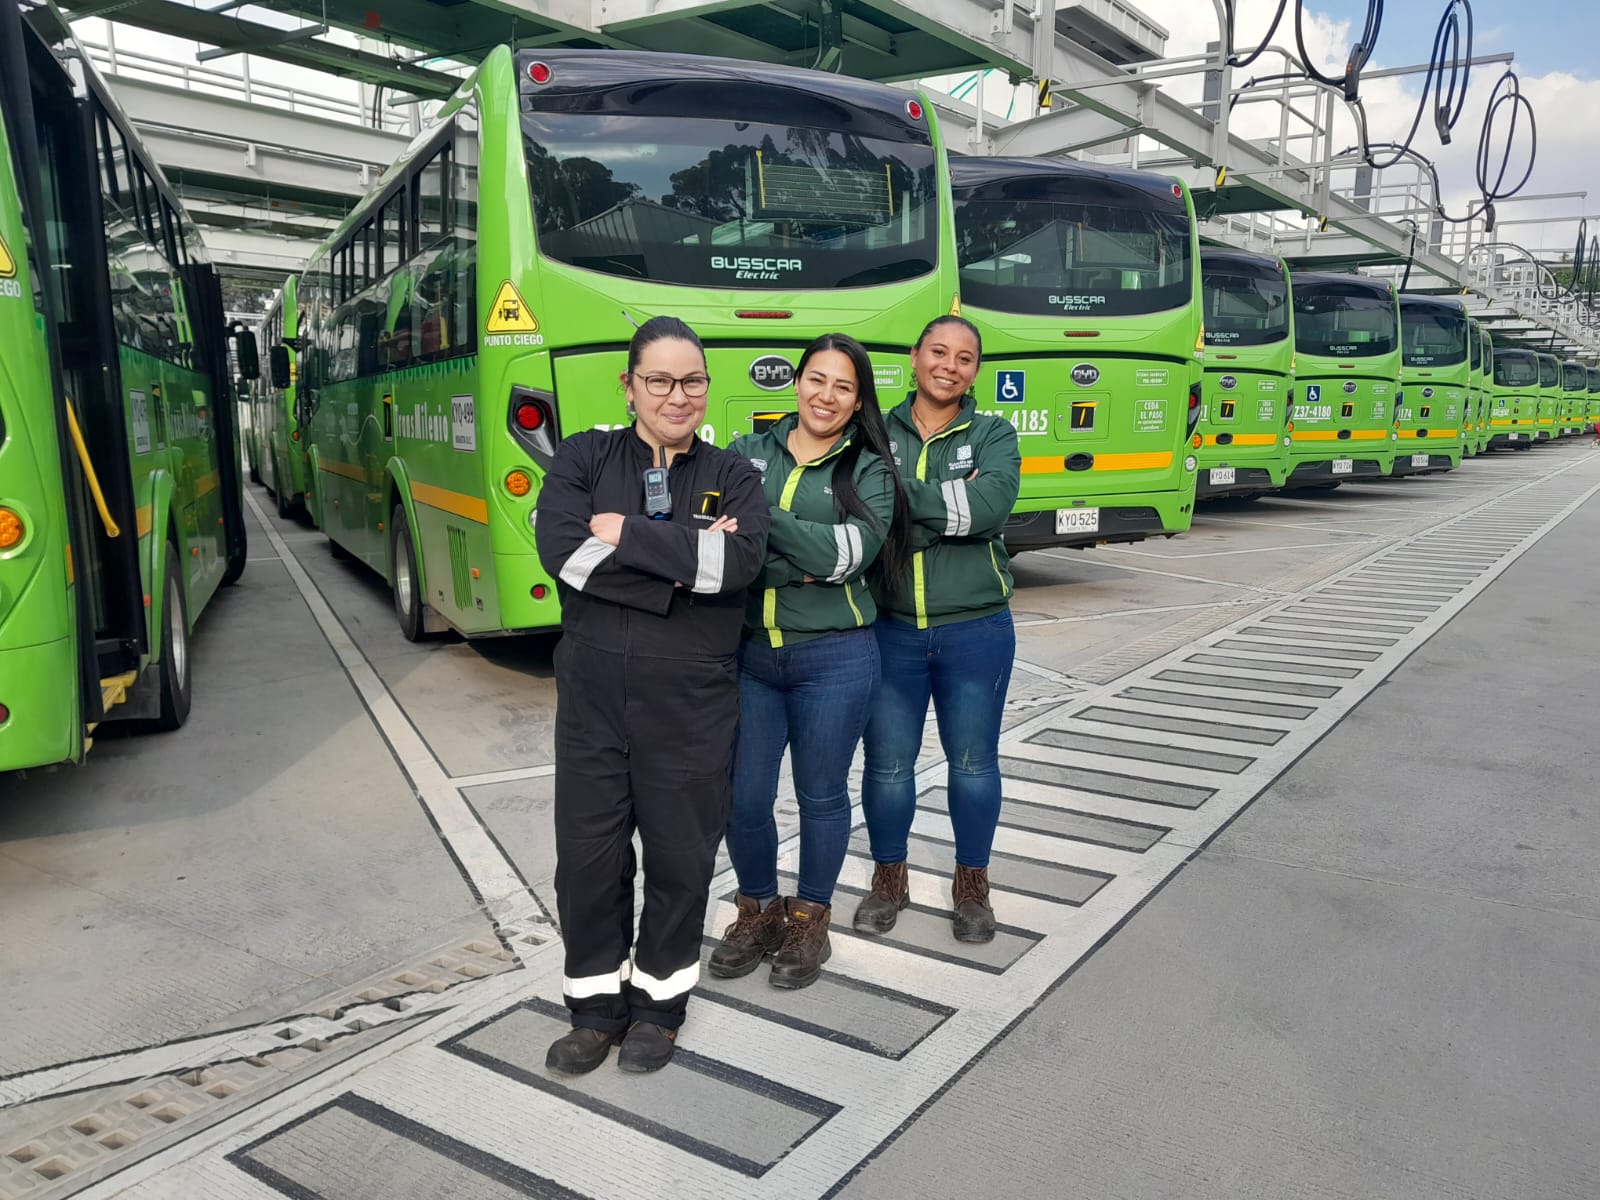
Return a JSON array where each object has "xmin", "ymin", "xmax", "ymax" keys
[
  {"xmin": 506, "ymin": 470, "xmax": 531, "ymax": 497},
  {"xmin": 0, "ymin": 507, "xmax": 23, "ymax": 550},
  {"xmin": 1186, "ymin": 382, "xmax": 1202, "ymax": 436},
  {"xmin": 531, "ymin": 584, "xmax": 549, "ymax": 600},
  {"xmin": 0, "ymin": 702, "xmax": 8, "ymax": 725},
  {"xmin": 735, "ymin": 311, "xmax": 792, "ymax": 319},
  {"xmin": 527, "ymin": 61, "xmax": 552, "ymax": 84},
  {"xmin": 508, "ymin": 387, "xmax": 560, "ymax": 470},
  {"xmin": 906, "ymin": 99, "xmax": 924, "ymax": 121}
]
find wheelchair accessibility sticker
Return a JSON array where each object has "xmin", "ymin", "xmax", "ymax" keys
[{"xmin": 996, "ymin": 370, "xmax": 1026, "ymax": 403}]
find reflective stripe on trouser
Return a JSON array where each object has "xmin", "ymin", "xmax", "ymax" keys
[{"xmin": 553, "ymin": 639, "xmax": 737, "ymax": 1033}]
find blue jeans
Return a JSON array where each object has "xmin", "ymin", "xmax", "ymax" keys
[
  {"xmin": 862, "ymin": 610, "xmax": 1015, "ymax": 869},
  {"xmin": 727, "ymin": 628, "xmax": 880, "ymax": 906}
]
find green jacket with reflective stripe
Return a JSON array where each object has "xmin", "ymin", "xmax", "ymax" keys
[
  {"xmin": 732, "ymin": 414, "xmax": 896, "ymax": 647},
  {"xmin": 876, "ymin": 394, "xmax": 1021, "ymax": 629}
]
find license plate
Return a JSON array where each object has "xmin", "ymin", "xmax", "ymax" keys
[
  {"xmin": 1055, "ymin": 507, "xmax": 1100, "ymax": 534},
  {"xmin": 1411, "ymin": 454, "xmax": 1429, "ymax": 468},
  {"xmin": 1331, "ymin": 459, "xmax": 1354, "ymax": 475},
  {"xmin": 1509, "ymin": 433, "xmax": 1521, "ymax": 440},
  {"xmin": 1209, "ymin": 467, "xmax": 1236, "ymax": 486}
]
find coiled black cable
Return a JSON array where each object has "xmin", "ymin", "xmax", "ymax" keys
[{"xmin": 1360, "ymin": 0, "xmax": 1471, "ymax": 169}]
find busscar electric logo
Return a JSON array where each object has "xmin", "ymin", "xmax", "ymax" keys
[{"xmin": 712, "ymin": 255, "xmax": 801, "ymax": 282}]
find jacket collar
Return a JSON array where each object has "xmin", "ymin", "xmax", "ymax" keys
[
  {"xmin": 767, "ymin": 411, "xmax": 855, "ymax": 464},
  {"xmin": 888, "ymin": 391, "xmax": 977, "ymax": 441},
  {"xmin": 629, "ymin": 423, "xmax": 703, "ymax": 466}
]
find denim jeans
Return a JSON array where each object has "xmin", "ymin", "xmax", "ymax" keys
[
  {"xmin": 726, "ymin": 628, "xmax": 881, "ymax": 906},
  {"xmin": 862, "ymin": 610, "xmax": 1015, "ymax": 869}
]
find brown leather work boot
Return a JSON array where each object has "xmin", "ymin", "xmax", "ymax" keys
[
  {"xmin": 708, "ymin": 893, "xmax": 787, "ymax": 979},
  {"xmin": 769, "ymin": 898, "xmax": 831, "ymax": 989},
  {"xmin": 852, "ymin": 861, "xmax": 910, "ymax": 934},
  {"xmin": 951, "ymin": 865, "xmax": 995, "ymax": 943}
]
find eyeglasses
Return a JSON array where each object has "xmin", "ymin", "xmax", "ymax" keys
[{"xmin": 633, "ymin": 372, "xmax": 711, "ymax": 399}]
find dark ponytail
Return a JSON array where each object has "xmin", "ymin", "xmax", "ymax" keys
[{"xmin": 794, "ymin": 333, "xmax": 912, "ymax": 587}]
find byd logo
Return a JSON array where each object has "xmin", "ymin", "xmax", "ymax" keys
[
  {"xmin": 749, "ymin": 355, "xmax": 794, "ymax": 391},
  {"xmin": 1070, "ymin": 363, "xmax": 1100, "ymax": 387}
]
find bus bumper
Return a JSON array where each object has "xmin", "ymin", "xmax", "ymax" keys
[
  {"xmin": 1286, "ymin": 457, "xmax": 1389, "ymax": 484},
  {"xmin": 1195, "ymin": 464, "xmax": 1282, "ymax": 499},
  {"xmin": 1000, "ymin": 493, "xmax": 1191, "ymax": 552},
  {"xmin": 1489, "ymin": 433, "xmax": 1529, "ymax": 448},
  {"xmin": 1390, "ymin": 451, "xmax": 1460, "ymax": 477},
  {"xmin": 0, "ymin": 637, "xmax": 81, "ymax": 772}
]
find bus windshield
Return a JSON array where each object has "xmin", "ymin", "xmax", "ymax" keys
[
  {"xmin": 1493, "ymin": 351, "xmax": 1538, "ymax": 387},
  {"xmin": 955, "ymin": 181, "xmax": 1191, "ymax": 317},
  {"xmin": 1400, "ymin": 307, "xmax": 1467, "ymax": 367},
  {"xmin": 1202, "ymin": 263, "xmax": 1288, "ymax": 346},
  {"xmin": 1563, "ymin": 362, "xmax": 1586, "ymax": 391},
  {"xmin": 1293, "ymin": 283, "xmax": 1396, "ymax": 357},
  {"xmin": 1539, "ymin": 356, "xmax": 1560, "ymax": 387},
  {"xmin": 522, "ymin": 112, "xmax": 937, "ymax": 290},
  {"xmin": 1589, "ymin": 367, "xmax": 1600, "ymax": 392}
]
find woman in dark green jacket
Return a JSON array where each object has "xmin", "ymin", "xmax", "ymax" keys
[
  {"xmin": 855, "ymin": 315, "xmax": 1022, "ymax": 945},
  {"xmin": 710, "ymin": 333, "xmax": 910, "ymax": 989}
]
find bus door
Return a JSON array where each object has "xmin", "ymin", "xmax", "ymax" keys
[{"xmin": 19, "ymin": 27, "xmax": 145, "ymax": 708}]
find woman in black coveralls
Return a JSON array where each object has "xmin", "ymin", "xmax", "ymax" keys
[{"xmin": 534, "ymin": 316, "xmax": 768, "ymax": 1074}]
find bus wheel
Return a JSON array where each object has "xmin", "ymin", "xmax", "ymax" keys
[
  {"xmin": 155, "ymin": 541, "xmax": 193, "ymax": 731},
  {"xmin": 275, "ymin": 461, "xmax": 293, "ymax": 518},
  {"xmin": 248, "ymin": 452, "xmax": 261, "ymax": 485},
  {"xmin": 390, "ymin": 505, "xmax": 426, "ymax": 642}
]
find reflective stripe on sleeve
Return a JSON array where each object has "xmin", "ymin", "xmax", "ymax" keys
[
  {"xmin": 827, "ymin": 523, "xmax": 863, "ymax": 583},
  {"xmin": 941, "ymin": 479, "xmax": 971, "ymax": 537},
  {"xmin": 692, "ymin": 529, "xmax": 725, "ymax": 594},
  {"xmin": 559, "ymin": 536, "xmax": 617, "ymax": 590}
]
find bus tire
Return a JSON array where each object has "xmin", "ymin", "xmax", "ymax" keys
[
  {"xmin": 390, "ymin": 505, "xmax": 426, "ymax": 642},
  {"xmin": 155, "ymin": 541, "xmax": 193, "ymax": 731},
  {"xmin": 248, "ymin": 452, "xmax": 261, "ymax": 485},
  {"xmin": 275, "ymin": 461, "xmax": 293, "ymax": 518}
]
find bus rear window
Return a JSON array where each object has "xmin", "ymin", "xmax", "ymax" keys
[
  {"xmin": 1493, "ymin": 353, "xmax": 1538, "ymax": 387},
  {"xmin": 1400, "ymin": 308, "xmax": 1467, "ymax": 367},
  {"xmin": 1292, "ymin": 286, "xmax": 1396, "ymax": 357},
  {"xmin": 522, "ymin": 113, "xmax": 936, "ymax": 290},
  {"xmin": 1539, "ymin": 356, "xmax": 1560, "ymax": 388},
  {"xmin": 1563, "ymin": 362, "xmax": 1586, "ymax": 391},
  {"xmin": 1202, "ymin": 268, "xmax": 1287, "ymax": 346},
  {"xmin": 955, "ymin": 191, "xmax": 1191, "ymax": 317}
]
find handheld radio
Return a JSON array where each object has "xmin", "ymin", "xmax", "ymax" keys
[{"xmin": 643, "ymin": 445, "xmax": 671, "ymax": 519}]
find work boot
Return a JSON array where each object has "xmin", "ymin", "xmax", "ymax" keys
[
  {"xmin": 769, "ymin": 898, "xmax": 831, "ymax": 989},
  {"xmin": 544, "ymin": 1026, "xmax": 620, "ymax": 1075},
  {"xmin": 951, "ymin": 865, "xmax": 996, "ymax": 944},
  {"xmin": 852, "ymin": 861, "xmax": 910, "ymax": 934},
  {"xmin": 617, "ymin": 1022, "xmax": 678, "ymax": 1073},
  {"xmin": 708, "ymin": 893, "xmax": 787, "ymax": 979}
]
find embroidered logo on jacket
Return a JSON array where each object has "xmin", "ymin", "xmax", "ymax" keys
[
  {"xmin": 948, "ymin": 444, "xmax": 974, "ymax": 470},
  {"xmin": 694, "ymin": 491, "xmax": 721, "ymax": 521}
]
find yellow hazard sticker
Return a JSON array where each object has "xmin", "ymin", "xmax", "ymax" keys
[
  {"xmin": 0, "ymin": 231, "xmax": 17, "ymax": 281},
  {"xmin": 486, "ymin": 281, "xmax": 538, "ymax": 333}
]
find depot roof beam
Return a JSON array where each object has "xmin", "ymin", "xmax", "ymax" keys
[{"xmin": 56, "ymin": 0, "xmax": 462, "ymax": 93}]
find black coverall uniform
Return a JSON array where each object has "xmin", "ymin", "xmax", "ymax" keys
[{"xmin": 535, "ymin": 427, "xmax": 768, "ymax": 1033}]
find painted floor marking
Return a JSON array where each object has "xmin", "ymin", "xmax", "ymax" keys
[{"xmin": 73, "ymin": 452, "xmax": 1600, "ymax": 1200}]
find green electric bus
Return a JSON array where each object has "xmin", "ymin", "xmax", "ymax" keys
[
  {"xmin": 1487, "ymin": 347, "xmax": 1540, "ymax": 450},
  {"xmin": 1561, "ymin": 359, "xmax": 1588, "ymax": 436},
  {"xmin": 254, "ymin": 276, "xmax": 307, "ymax": 516},
  {"xmin": 1477, "ymin": 325, "xmax": 1495, "ymax": 453},
  {"xmin": 286, "ymin": 48, "xmax": 952, "ymax": 639},
  {"xmin": 0, "ymin": 5, "xmax": 247, "ymax": 771},
  {"xmin": 948, "ymin": 157, "xmax": 1200, "ymax": 548},
  {"xmin": 1588, "ymin": 366, "xmax": 1600, "ymax": 428},
  {"xmin": 1286, "ymin": 272, "xmax": 1401, "ymax": 483},
  {"xmin": 1394, "ymin": 295, "xmax": 1468, "ymax": 476},
  {"xmin": 1195, "ymin": 249, "xmax": 1293, "ymax": 498},
  {"xmin": 1536, "ymin": 352, "xmax": 1562, "ymax": 441},
  {"xmin": 1462, "ymin": 316, "xmax": 1482, "ymax": 457}
]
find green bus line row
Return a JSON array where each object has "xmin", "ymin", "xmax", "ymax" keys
[{"xmin": 5, "ymin": 26, "xmax": 1598, "ymax": 772}]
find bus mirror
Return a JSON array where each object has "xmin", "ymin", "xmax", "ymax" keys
[
  {"xmin": 269, "ymin": 345, "xmax": 292, "ymax": 390},
  {"xmin": 235, "ymin": 330, "xmax": 261, "ymax": 380}
]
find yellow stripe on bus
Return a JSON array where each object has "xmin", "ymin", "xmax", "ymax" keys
[
  {"xmin": 136, "ymin": 505, "xmax": 153, "ymax": 537},
  {"xmin": 194, "ymin": 470, "xmax": 219, "ymax": 499},
  {"xmin": 1202, "ymin": 433, "xmax": 1279, "ymax": 447},
  {"xmin": 409, "ymin": 480, "xmax": 488, "ymax": 525},
  {"xmin": 1020, "ymin": 451, "xmax": 1173, "ymax": 474},
  {"xmin": 320, "ymin": 458, "xmax": 366, "ymax": 483},
  {"xmin": 1292, "ymin": 429, "xmax": 1389, "ymax": 442},
  {"xmin": 1397, "ymin": 429, "xmax": 1460, "ymax": 439}
]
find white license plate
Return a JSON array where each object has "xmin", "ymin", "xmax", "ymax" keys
[
  {"xmin": 1508, "ymin": 433, "xmax": 1521, "ymax": 440},
  {"xmin": 1055, "ymin": 507, "xmax": 1101, "ymax": 534},
  {"xmin": 1331, "ymin": 459, "xmax": 1354, "ymax": 475},
  {"xmin": 1411, "ymin": 453, "xmax": 1429, "ymax": 468},
  {"xmin": 1209, "ymin": 467, "xmax": 1236, "ymax": 486}
]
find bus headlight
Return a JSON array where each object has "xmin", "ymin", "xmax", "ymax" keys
[
  {"xmin": 1283, "ymin": 436, "xmax": 1291, "ymax": 446},
  {"xmin": 1184, "ymin": 455, "xmax": 1197, "ymax": 471},
  {"xmin": 0, "ymin": 507, "xmax": 23, "ymax": 551}
]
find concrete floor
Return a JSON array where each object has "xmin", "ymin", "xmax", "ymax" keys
[{"xmin": 2, "ymin": 440, "xmax": 1597, "ymax": 1198}]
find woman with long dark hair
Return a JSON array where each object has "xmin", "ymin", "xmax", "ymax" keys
[
  {"xmin": 710, "ymin": 332, "xmax": 910, "ymax": 989},
  {"xmin": 856, "ymin": 314, "xmax": 1021, "ymax": 944}
]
